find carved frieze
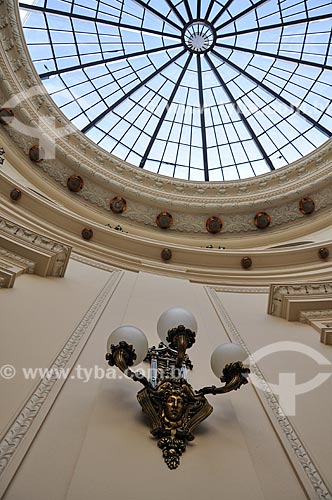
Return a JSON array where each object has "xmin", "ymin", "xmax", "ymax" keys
[
  {"xmin": 0, "ymin": 216, "xmax": 71, "ymax": 281},
  {"xmin": 268, "ymin": 283, "xmax": 332, "ymax": 345},
  {"xmin": 299, "ymin": 310, "xmax": 332, "ymax": 346}
]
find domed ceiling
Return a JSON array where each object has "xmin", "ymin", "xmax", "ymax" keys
[{"xmin": 19, "ymin": 0, "xmax": 332, "ymax": 181}]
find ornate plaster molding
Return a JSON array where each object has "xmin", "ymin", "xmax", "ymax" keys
[
  {"xmin": 0, "ymin": 247, "xmax": 35, "ymax": 287},
  {"xmin": 0, "ymin": 216, "xmax": 71, "ymax": 278},
  {"xmin": 268, "ymin": 283, "xmax": 332, "ymax": 320},
  {"xmin": 0, "ymin": 0, "xmax": 332, "ymax": 235},
  {"xmin": 0, "ymin": 247, "xmax": 35, "ymax": 273},
  {"xmin": 206, "ymin": 286, "xmax": 332, "ymax": 500},
  {"xmin": 300, "ymin": 310, "xmax": 332, "ymax": 346},
  {"xmin": 0, "ymin": 269, "xmax": 124, "ymax": 496},
  {"xmin": 299, "ymin": 310, "xmax": 332, "ymax": 346},
  {"xmin": 299, "ymin": 310, "xmax": 332, "ymax": 323},
  {"xmin": 0, "ymin": 267, "xmax": 15, "ymax": 288},
  {"xmin": 2, "ymin": 174, "xmax": 332, "ymax": 284}
]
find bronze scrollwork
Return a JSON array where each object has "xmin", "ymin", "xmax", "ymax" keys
[
  {"xmin": 106, "ymin": 313, "xmax": 250, "ymax": 469},
  {"xmin": 137, "ymin": 379, "xmax": 213, "ymax": 469}
]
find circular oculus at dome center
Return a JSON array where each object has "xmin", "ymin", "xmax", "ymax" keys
[
  {"xmin": 19, "ymin": 1, "xmax": 332, "ymax": 182},
  {"xmin": 183, "ymin": 20, "xmax": 216, "ymax": 53}
]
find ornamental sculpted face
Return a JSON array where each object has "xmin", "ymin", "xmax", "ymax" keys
[{"xmin": 163, "ymin": 392, "xmax": 185, "ymax": 425}]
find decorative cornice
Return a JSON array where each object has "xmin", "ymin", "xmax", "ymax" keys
[
  {"xmin": 0, "ymin": 247, "xmax": 35, "ymax": 273},
  {"xmin": 0, "ymin": 216, "xmax": 71, "ymax": 277},
  {"xmin": 299, "ymin": 310, "xmax": 332, "ymax": 323},
  {"xmin": 0, "ymin": 0, "xmax": 332, "ymax": 235},
  {"xmin": 1, "ymin": 174, "xmax": 332, "ymax": 284},
  {"xmin": 0, "ymin": 267, "xmax": 15, "ymax": 288},
  {"xmin": 268, "ymin": 282, "xmax": 332, "ymax": 318},
  {"xmin": 0, "ymin": 269, "xmax": 123, "ymax": 496},
  {"xmin": 299, "ymin": 310, "xmax": 332, "ymax": 346},
  {"xmin": 206, "ymin": 286, "xmax": 332, "ymax": 500},
  {"xmin": 0, "ymin": 247, "xmax": 35, "ymax": 287}
]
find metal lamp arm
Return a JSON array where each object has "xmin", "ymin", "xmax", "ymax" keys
[
  {"xmin": 106, "ymin": 343, "xmax": 150, "ymax": 387},
  {"xmin": 166, "ymin": 325, "xmax": 196, "ymax": 368},
  {"xmin": 196, "ymin": 362, "xmax": 250, "ymax": 396}
]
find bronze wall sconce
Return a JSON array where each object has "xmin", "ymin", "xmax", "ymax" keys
[{"xmin": 106, "ymin": 308, "xmax": 250, "ymax": 470}]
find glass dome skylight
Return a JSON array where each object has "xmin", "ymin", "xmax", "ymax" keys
[{"xmin": 19, "ymin": 0, "xmax": 332, "ymax": 181}]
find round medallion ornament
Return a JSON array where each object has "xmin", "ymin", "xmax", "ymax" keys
[
  {"xmin": 29, "ymin": 145, "xmax": 45, "ymax": 163},
  {"xmin": 206, "ymin": 216, "xmax": 222, "ymax": 234},
  {"xmin": 110, "ymin": 196, "xmax": 127, "ymax": 214},
  {"xmin": 156, "ymin": 212, "xmax": 173, "ymax": 230},
  {"xmin": 254, "ymin": 212, "xmax": 271, "ymax": 229},
  {"xmin": 299, "ymin": 198, "xmax": 315, "ymax": 215},
  {"xmin": 67, "ymin": 175, "xmax": 84, "ymax": 192},
  {"xmin": 318, "ymin": 247, "xmax": 329, "ymax": 260},
  {"xmin": 10, "ymin": 188, "xmax": 22, "ymax": 201},
  {"xmin": 161, "ymin": 248, "xmax": 172, "ymax": 261},
  {"xmin": 241, "ymin": 256, "xmax": 252, "ymax": 269},
  {"xmin": 0, "ymin": 108, "xmax": 14, "ymax": 125},
  {"xmin": 81, "ymin": 228, "xmax": 93, "ymax": 241}
]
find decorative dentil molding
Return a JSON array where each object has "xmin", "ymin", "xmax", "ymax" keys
[
  {"xmin": 0, "ymin": 0, "xmax": 332, "ymax": 235},
  {"xmin": 0, "ymin": 269, "xmax": 124, "ymax": 496},
  {"xmin": 206, "ymin": 286, "xmax": 332, "ymax": 500}
]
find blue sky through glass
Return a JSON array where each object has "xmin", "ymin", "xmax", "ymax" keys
[{"xmin": 19, "ymin": 0, "xmax": 332, "ymax": 181}]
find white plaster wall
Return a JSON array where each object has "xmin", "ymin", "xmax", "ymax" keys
[
  {"xmin": 218, "ymin": 291, "xmax": 332, "ymax": 494},
  {"xmin": 0, "ymin": 259, "xmax": 111, "ymax": 434},
  {"xmin": 1, "ymin": 268, "xmax": 308, "ymax": 500}
]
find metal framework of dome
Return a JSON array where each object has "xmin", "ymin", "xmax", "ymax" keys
[{"xmin": 19, "ymin": 0, "xmax": 332, "ymax": 181}]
